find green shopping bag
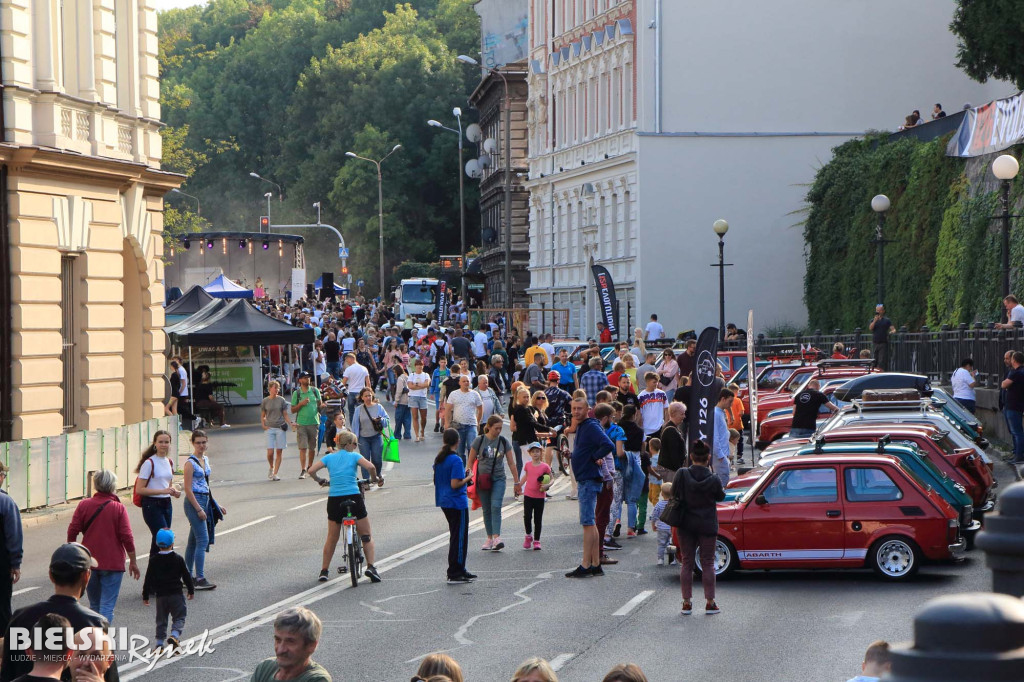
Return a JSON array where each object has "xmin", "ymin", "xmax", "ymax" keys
[{"xmin": 382, "ymin": 426, "xmax": 400, "ymax": 463}]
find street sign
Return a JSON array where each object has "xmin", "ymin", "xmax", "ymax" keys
[
  {"xmin": 357, "ymin": 279, "xmax": 365, "ymax": 287},
  {"xmin": 338, "ymin": 247, "xmax": 349, "ymax": 258},
  {"xmin": 347, "ymin": 274, "xmax": 353, "ymax": 284}
]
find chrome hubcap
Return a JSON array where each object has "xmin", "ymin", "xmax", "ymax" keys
[
  {"xmin": 877, "ymin": 540, "xmax": 913, "ymax": 576},
  {"xmin": 713, "ymin": 540, "xmax": 731, "ymax": 574}
]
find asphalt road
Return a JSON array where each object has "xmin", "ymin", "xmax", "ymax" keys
[{"xmin": 10, "ymin": 406, "xmax": 1003, "ymax": 682}]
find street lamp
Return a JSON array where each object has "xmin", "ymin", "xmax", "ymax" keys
[
  {"xmin": 711, "ymin": 219, "xmax": 731, "ymax": 343},
  {"xmin": 249, "ymin": 172, "xmax": 282, "ymax": 200},
  {"xmin": 871, "ymin": 194, "xmax": 891, "ymax": 306},
  {"xmin": 993, "ymin": 154, "xmax": 1020, "ymax": 311},
  {"xmin": 313, "ymin": 201, "xmax": 321, "ymax": 225},
  {"xmin": 345, "ymin": 144, "xmax": 403, "ymax": 301},
  {"xmin": 170, "ymin": 188, "xmax": 200, "ymax": 216},
  {"xmin": 263, "ymin": 192, "xmax": 273, "ymax": 229},
  {"xmin": 459, "ymin": 54, "xmax": 515, "ymax": 308},
  {"xmin": 427, "ymin": 108, "xmax": 469, "ymax": 309}
]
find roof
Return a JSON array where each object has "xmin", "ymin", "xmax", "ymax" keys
[
  {"xmin": 166, "ymin": 299, "xmax": 314, "ymax": 347},
  {"xmin": 772, "ymin": 453, "xmax": 904, "ymax": 467},
  {"xmin": 204, "ymin": 275, "xmax": 253, "ymax": 299},
  {"xmin": 164, "ymin": 285, "xmax": 215, "ymax": 316}
]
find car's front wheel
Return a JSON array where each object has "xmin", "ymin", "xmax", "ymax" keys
[
  {"xmin": 869, "ymin": 535, "xmax": 920, "ymax": 580},
  {"xmin": 694, "ymin": 537, "xmax": 738, "ymax": 578}
]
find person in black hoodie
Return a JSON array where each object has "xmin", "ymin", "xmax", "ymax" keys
[{"xmin": 673, "ymin": 440, "xmax": 725, "ymax": 616}]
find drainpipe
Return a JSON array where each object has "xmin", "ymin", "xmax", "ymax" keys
[
  {"xmin": 0, "ymin": 35, "xmax": 13, "ymax": 441},
  {"xmin": 654, "ymin": 0, "xmax": 662, "ymax": 133}
]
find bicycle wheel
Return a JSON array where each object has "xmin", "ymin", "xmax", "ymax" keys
[
  {"xmin": 557, "ymin": 435, "xmax": 571, "ymax": 475},
  {"xmin": 347, "ymin": 529, "xmax": 360, "ymax": 588}
]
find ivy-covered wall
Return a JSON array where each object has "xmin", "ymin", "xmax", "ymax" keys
[{"xmin": 804, "ymin": 134, "xmax": 1023, "ymax": 331}]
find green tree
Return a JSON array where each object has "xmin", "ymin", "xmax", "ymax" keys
[{"xmin": 952, "ymin": 0, "xmax": 1024, "ymax": 90}]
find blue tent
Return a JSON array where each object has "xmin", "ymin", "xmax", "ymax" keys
[
  {"xmin": 312, "ymin": 276, "xmax": 349, "ymax": 296},
  {"xmin": 204, "ymin": 274, "xmax": 253, "ymax": 299}
]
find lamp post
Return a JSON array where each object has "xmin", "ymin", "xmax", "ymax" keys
[
  {"xmin": 993, "ymin": 154, "xmax": 1020, "ymax": 314},
  {"xmin": 428, "ymin": 109, "xmax": 469, "ymax": 309},
  {"xmin": 264, "ymin": 192, "xmax": 273, "ymax": 228},
  {"xmin": 459, "ymin": 54, "xmax": 514, "ymax": 308},
  {"xmin": 711, "ymin": 219, "xmax": 731, "ymax": 343},
  {"xmin": 313, "ymin": 201, "xmax": 322, "ymax": 225},
  {"xmin": 345, "ymin": 145, "xmax": 402, "ymax": 301},
  {"xmin": 871, "ymin": 194, "xmax": 891, "ymax": 306},
  {"xmin": 170, "ymin": 188, "xmax": 200, "ymax": 216},
  {"xmin": 249, "ymin": 172, "xmax": 282, "ymax": 200}
]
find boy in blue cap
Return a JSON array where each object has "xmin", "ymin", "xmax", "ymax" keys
[{"xmin": 142, "ymin": 529, "xmax": 194, "ymax": 651}]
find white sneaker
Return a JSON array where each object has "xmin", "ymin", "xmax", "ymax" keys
[
  {"xmin": 272, "ymin": 475, "xmax": 281, "ymax": 481},
  {"xmin": 220, "ymin": 424, "xmax": 231, "ymax": 428},
  {"xmin": 268, "ymin": 468, "xmax": 274, "ymax": 480}
]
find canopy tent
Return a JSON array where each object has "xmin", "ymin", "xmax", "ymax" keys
[
  {"xmin": 204, "ymin": 274, "xmax": 253, "ymax": 299},
  {"xmin": 168, "ymin": 298, "xmax": 314, "ymax": 347},
  {"xmin": 164, "ymin": 299, "xmax": 229, "ymax": 339},
  {"xmin": 164, "ymin": 285, "xmax": 215, "ymax": 317},
  {"xmin": 312, "ymin": 276, "xmax": 349, "ymax": 295}
]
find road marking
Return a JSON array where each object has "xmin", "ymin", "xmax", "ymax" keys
[
  {"xmin": 122, "ymin": 476, "xmax": 569, "ymax": 679},
  {"xmin": 12, "ymin": 587, "xmax": 38, "ymax": 597},
  {"xmin": 612, "ymin": 590, "xmax": 655, "ymax": 616},
  {"xmin": 550, "ymin": 653, "xmax": 575, "ymax": 671},
  {"xmin": 288, "ymin": 499, "xmax": 325, "ymax": 511},
  {"xmin": 451, "ymin": 579, "xmax": 545, "ymax": 646},
  {"xmin": 216, "ymin": 516, "xmax": 276, "ymax": 537},
  {"xmin": 374, "ymin": 589, "xmax": 440, "ymax": 604},
  {"xmin": 359, "ymin": 601, "xmax": 394, "ymax": 615}
]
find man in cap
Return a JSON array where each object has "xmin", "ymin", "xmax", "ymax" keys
[{"xmin": 1, "ymin": 543, "xmax": 118, "ymax": 682}]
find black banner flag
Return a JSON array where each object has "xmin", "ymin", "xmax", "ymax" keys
[
  {"xmin": 435, "ymin": 280, "xmax": 449, "ymax": 323},
  {"xmin": 590, "ymin": 264, "xmax": 618, "ymax": 336},
  {"xmin": 687, "ymin": 326, "xmax": 721, "ymax": 450}
]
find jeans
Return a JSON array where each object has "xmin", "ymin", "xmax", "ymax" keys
[
  {"xmin": 386, "ymin": 368, "xmax": 397, "ymax": 394},
  {"xmin": 956, "ymin": 398, "xmax": 976, "ymax": 414},
  {"xmin": 141, "ymin": 497, "xmax": 173, "ymax": 555},
  {"xmin": 184, "ymin": 492, "xmax": 210, "ymax": 580},
  {"xmin": 657, "ymin": 528, "xmax": 672, "ymax": 561},
  {"xmin": 1006, "ymin": 409, "xmax": 1024, "ymax": 462},
  {"xmin": 154, "ymin": 593, "xmax": 187, "ymax": 644},
  {"xmin": 789, "ymin": 427, "xmax": 816, "ymax": 439},
  {"xmin": 394, "ymin": 404, "xmax": 412, "ymax": 439},
  {"xmin": 359, "ymin": 436, "xmax": 384, "ymax": 480},
  {"xmin": 478, "ymin": 477, "xmax": 506, "ymax": 536},
  {"xmin": 347, "ymin": 392, "xmax": 359, "ymax": 421},
  {"xmin": 576, "ymin": 479, "xmax": 603, "ymax": 526},
  {"xmin": 86, "ymin": 570, "xmax": 124, "ymax": 623},
  {"xmin": 678, "ymin": 531, "xmax": 717, "ymax": 600},
  {"xmin": 511, "ymin": 441, "xmax": 524, "ymax": 478},
  {"xmin": 442, "ymin": 507, "xmax": 469, "ymax": 578},
  {"xmin": 327, "ymin": 361, "xmax": 343, "ymax": 379},
  {"xmin": 455, "ymin": 424, "xmax": 477, "ymax": 464}
]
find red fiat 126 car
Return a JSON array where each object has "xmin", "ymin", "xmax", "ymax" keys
[{"xmin": 675, "ymin": 454, "xmax": 966, "ymax": 581}]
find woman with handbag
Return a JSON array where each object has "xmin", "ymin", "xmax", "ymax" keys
[
  {"xmin": 351, "ymin": 388, "xmax": 390, "ymax": 485},
  {"xmin": 657, "ymin": 348, "xmax": 680, "ymax": 402},
  {"xmin": 392, "ymin": 364, "xmax": 413, "ymax": 440},
  {"xmin": 671, "ymin": 439, "xmax": 725, "ymax": 616},
  {"xmin": 467, "ymin": 416, "xmax": 518, "ymax": 551},
  {"xmin": 183, "ymin": 430, "xmax": 226, "ymax": 591},
  {"xmin": 133, "ymin": 430, "xmax": 181, "ymax": 555}
]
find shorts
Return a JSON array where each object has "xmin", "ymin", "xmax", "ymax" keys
[
  {"xmin": 296, "ymin": 424, "xmax": 318, "ymax": 450},
  {"xmin": 327, "ymin": 494, "xmax": 367, "ymax": 522},
  {"xmin": 577, "ymin": 479, "xmax": 604, "ymax": 527},
  {"xmin": 266, "ymin": 427, "xmax": 287, "ymax": 450},
  {"xmin": 409, "ymin": 396, "xmax": 428, "ymax": 410}
]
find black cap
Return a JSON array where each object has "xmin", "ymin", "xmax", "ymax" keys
[
  {"xmin": 298, "ymin": 371, "xmax": 312, "ymax": 381},
  {"xmin": 50, "ymin": 543, "xmax": 98, "ymax": 573}
]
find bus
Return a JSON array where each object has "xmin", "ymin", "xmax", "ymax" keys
[{"xmin": 395, "ymin": 278, "xmax": 439, "ymax": 319}]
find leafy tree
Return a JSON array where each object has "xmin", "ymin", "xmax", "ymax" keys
[
  {"xmin": 392, "ymin": 261, "xmax": 442, "ymax": 280},
  {"xmin": 952, "ymin": 0, "xmax": 1024, "ymax": 90}
]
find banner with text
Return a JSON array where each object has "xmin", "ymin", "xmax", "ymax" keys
[
  {"xmin": 947, "ymin": 91, "xmax": 1024, "ymax": 157},
  {"xmin": 590, "ymin": 264, "xmax": 619, "ymax": 336},
  {"xmin": 435, "ymin": 280, "xmax": 449, "ymax": 322},
  {"xmin": 687, "ymin": 326, "xmax": 721, "ymax": 450}
]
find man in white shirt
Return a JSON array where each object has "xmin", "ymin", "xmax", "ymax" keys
[
  {"xmin": 341, "ymin": 353, "xmax": 370, "ymax": 420},
  {"xmin": 996, "ymin": 294, "xmax": 1024, "ymax": 329},
  {"xmin": 445, "ymin": 374, "xmax": 483, "ymax": 462},
  {"xmin": 637, "ymin": 372, "xmax": 668, "ymax": 437},
  {"xmin": 473, "ymin": 325, "xmax": 490, "ymax": 363},
  {"xmin": 539, "ymin": 334, "xmax": 556, "ymax": 368},
  {"xmin": 406, "ymin": 359, "xmax": 431, "ymax": 441},
  {"xmin": 644, "ymin": 313, "xmax": 664, "ymax": 341},
  {"xmin": 341, "ymin": 332, "xmax": 356, "ymax": 353},
  {"xmin": 950, "ymin": 358, "xmax": 978, "ymax": 414}
]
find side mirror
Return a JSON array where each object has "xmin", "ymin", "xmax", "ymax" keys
[{"xmin": 755, "ymin": 494, "xmax": 768, "ymax": 506}]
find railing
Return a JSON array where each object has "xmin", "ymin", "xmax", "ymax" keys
[
  {"xmin": 0, "ymin": 417, "xmax": 182, "ymax": 511},
  {"xmin": 722, "ymin": 324, "xmax": 1024, "ymax": 389}
]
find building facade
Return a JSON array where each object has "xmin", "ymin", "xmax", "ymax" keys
[
  {"xmin": 525, "ymin": 0, "xmax": 1008, "ymax": 340},
  {"xmin": 1, "ymin": 0, "xmax": 178, "ymax": 440},
  {"xmin": 468, "ymin": 63, "xmax": 531, "ymax": 309}
]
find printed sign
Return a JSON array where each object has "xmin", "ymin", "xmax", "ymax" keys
[
  {"xmin": 687, "ymin": 327, "xmax": 720, "ymax": 449},
  {"xmin": 947, "ymin": 92, "xmax": 1024, "ymax": 157},
  {"xmin": 590, "ymin": 265, "xmax": 619, "ymax": 335}
]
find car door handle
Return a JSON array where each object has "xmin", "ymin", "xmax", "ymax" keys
[{"xmin": 826, "ymin": 510, "xmax": 841, "ymax": 518}]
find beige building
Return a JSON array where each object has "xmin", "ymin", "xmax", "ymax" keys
[{"xmin": 0, "ymin": 0, "xmax": 179, "ymax": 441}]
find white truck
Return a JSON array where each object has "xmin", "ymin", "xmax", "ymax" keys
[{"xmin": 395, "ymin": 278, "xmax": 439, "ymax": 319}]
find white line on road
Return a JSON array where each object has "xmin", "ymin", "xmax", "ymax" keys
[
  {"xmin": 288, "ymin": 498, "xmax": 325, "ymax": 511},
  {"xmin": 374, "ymin": 589, "xmax": 440, "ymax": 604},
  {"xmin": 549, "ymin": 653, "xmax": 575, "ymax": 671},
  {"xmin": 216, "ymin": 515, "xmax": 275, "ymax": 537},
  {"xmin": 612, "ymin": 590, "xmax": 655, "ymax": 617},
  {"xmin": 12, "ymin": 587, "xmax": 38, "ymax": 597},
  {"xmin": 122, "ymin": 476, "xmax": 570, "ymax": 679},
  {"xmin": 451, "ymin": 579, "xmax": 545, "ymax": 646}
]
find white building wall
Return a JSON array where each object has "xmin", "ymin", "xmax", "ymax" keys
[{"xmin": 629, "ymin": 0, "xmax": 1011, "ymax": 335}]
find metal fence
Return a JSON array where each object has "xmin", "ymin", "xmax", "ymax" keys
[
  {"xmin": 723, "ymin": 324, "xmax": 1024, "ymax": 389},
  {"xmin": 0, "ymin": 417, "xmax": 182, "ymax": 511}
]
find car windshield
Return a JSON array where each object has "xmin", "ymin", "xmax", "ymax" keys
[
  {"xmin": 402, "ymin": 284, "xmax": 436, "ymax": 304},
  {"xmin": 758, "ymin": 367, "xmax": 797, "ymax": 391}
]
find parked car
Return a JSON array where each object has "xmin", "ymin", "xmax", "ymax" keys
[
  {"xmin": 692, "ymin": 454, "xmax": 966, "ymax": 580},
  {"xmin": 715, "ymin": 350, "xmax": 750, "ymax": 381}
]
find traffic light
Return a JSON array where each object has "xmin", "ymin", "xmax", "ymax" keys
[
  {"xmin": 260, "ymin": 216, "xmax": 269, "ymax": 231},
  {"xmin": 341, "ymin": 266, "xmax": 349, "ymax": 275}
]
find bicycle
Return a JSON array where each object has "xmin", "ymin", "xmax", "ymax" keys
[
  {"xmin": 547, "ymin": 424, "xmax": 572, "ymax": 476},
  {"xmin": 320, "ymin": 478, "xmax": 381, "ymax": 587}
]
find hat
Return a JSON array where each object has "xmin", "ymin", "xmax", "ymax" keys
[
  {"xmin": 547, "ymin": 371, "xmax": 561, "ymax": 381},
  {"xmin": 155, "ymin": 529, "xmax": 175, "ymax": 548},
  {"xmin": 298, "ymin": 371, "xmax": 312, "ymax": 381},
  {"xmin": 50, "ymin": 543, "xmax": 98, "ymax": 573},
  {"xmin": 525, "ymin": 442, "xmax": 544, "ymax": 451}
]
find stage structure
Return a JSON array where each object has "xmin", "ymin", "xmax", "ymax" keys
[{"xmin": 167, "ymin": 232, "xmax": 305, "ymax": 301}]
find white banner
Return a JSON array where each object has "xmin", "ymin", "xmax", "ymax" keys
[
  {"xmin": 290, "ymin": 268, "xmax": 305, "ymax": 305},
  {"xmin": 747, "ymin": 309, "xmax": 758, "ymax": 455}
]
